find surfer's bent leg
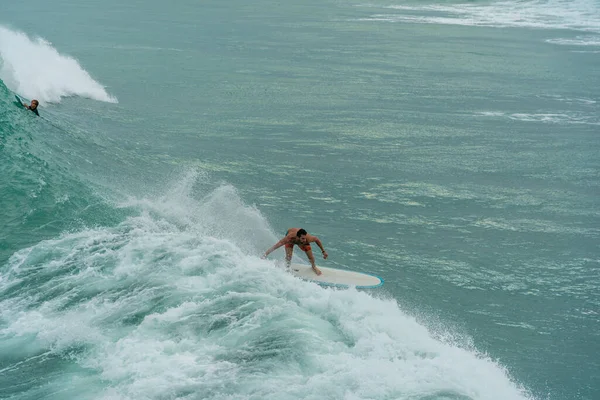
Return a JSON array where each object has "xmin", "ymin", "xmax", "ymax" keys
[{"xmin": 284, "ymin": 244, "xmax": 294, "ymax": 268}]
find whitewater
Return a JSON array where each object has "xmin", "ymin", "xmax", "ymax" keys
[
  {"xmin": 0, "ymin": 26, "xmax": 117, "ymax": 104},
  {"xmin": 0, "ymin": 175, "xmax": 533, "ymax": 399}
]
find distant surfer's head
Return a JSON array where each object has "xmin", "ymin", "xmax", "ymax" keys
[
  {"xmin": 296, "ymin": 228, "xmax": 308, "ymax": 243},
  {"xmin": 30, "ymin": 100, "xmax": 39, "ymax": 110}
]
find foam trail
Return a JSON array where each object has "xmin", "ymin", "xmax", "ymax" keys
[
  {"xmin": 0, "ymin": 25, "xmax": 117, "ymax": 104},
  {"xmin": 546, "ymin": 35, "xmax": 600, "ymax": 46},
  {"xmin": 476, "ymin": 111, "xmax": 600, "ymax": 126},
  {"xmin": 356, "ymin": 0, "xmax": 600, "ymax": 33}
]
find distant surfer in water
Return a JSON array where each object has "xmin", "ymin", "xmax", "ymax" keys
[
  {"xmin": 262, "ymin": 228, "xmax": 328, "ymax": 275},
  {"xmin": 23, "ymin": 99, "xmax": 40, "ymax": 116}
]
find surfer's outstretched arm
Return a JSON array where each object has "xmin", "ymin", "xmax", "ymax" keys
[{"xmin": 262, "ymin": 239, "xmax": 285, "ymax": 259}]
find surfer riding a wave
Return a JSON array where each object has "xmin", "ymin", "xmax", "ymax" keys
[{"xmin": 262, "ymin": 228, "xmax": 328, "ymax": 275}]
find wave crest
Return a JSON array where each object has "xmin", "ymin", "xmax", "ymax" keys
[{"xmin": 0, "ymin": 25, "xmax": 117, "ymax": 104}]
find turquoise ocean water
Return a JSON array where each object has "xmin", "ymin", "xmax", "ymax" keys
[{"xmin": 1, "ymin": 1, "xmax": 599, "ymax": 399}]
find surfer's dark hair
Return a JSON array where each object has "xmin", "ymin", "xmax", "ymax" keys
[{"xmin": 297, "ymin": 229, "xmax": 307, "ymax": 237}]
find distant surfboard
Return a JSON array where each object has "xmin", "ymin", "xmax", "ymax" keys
[{"xmin": 289, "ymin": 263, "xmax": 383, "ymax": 289}]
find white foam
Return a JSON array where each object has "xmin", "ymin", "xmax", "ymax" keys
[
  {"xmin": 536, "ymin": 94, "xmax": 597, "ymax": 105},
  {"xmin": 476, "ymin": 110, "xmax": 600, "ymax": 125},
  {"xmin": 0, "ymin": 25, "xmax": 117, "ymax": 104},
  {"xmin": 0, "ymin": 174, "xmax": 533, "ymax": 399},
  {"xmin": 355, "ymin": 0, "xmax": 600, "ymax": 33},
  {"xmin": 546, "ymin": 35, "xmax": 600, "ymax": 46},
  {"xmin": 117, "ymin": 168, "xmax": 276, "ymax": 255}
]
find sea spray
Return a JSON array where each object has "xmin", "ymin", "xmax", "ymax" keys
[{"xmin": 0, "ymin": 25, "xmax": 117, "ymax": 104}]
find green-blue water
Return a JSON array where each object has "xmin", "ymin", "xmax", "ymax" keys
[{"xmin": 1, "ymin": 1, "xmax": 599, "ymax": 399}]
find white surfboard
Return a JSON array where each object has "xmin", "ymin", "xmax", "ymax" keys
[{"xmin": 289, "ymin": 263, "xmax": 383, "ymax": 289}]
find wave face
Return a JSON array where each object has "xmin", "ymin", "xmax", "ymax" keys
[
  {"xmin": 0, "ymin": 25, "xmax": 117, "ymax": 104},
  {"xmin": 2, "ymin": 89, "xmax": 130, "ymax": 275}
]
